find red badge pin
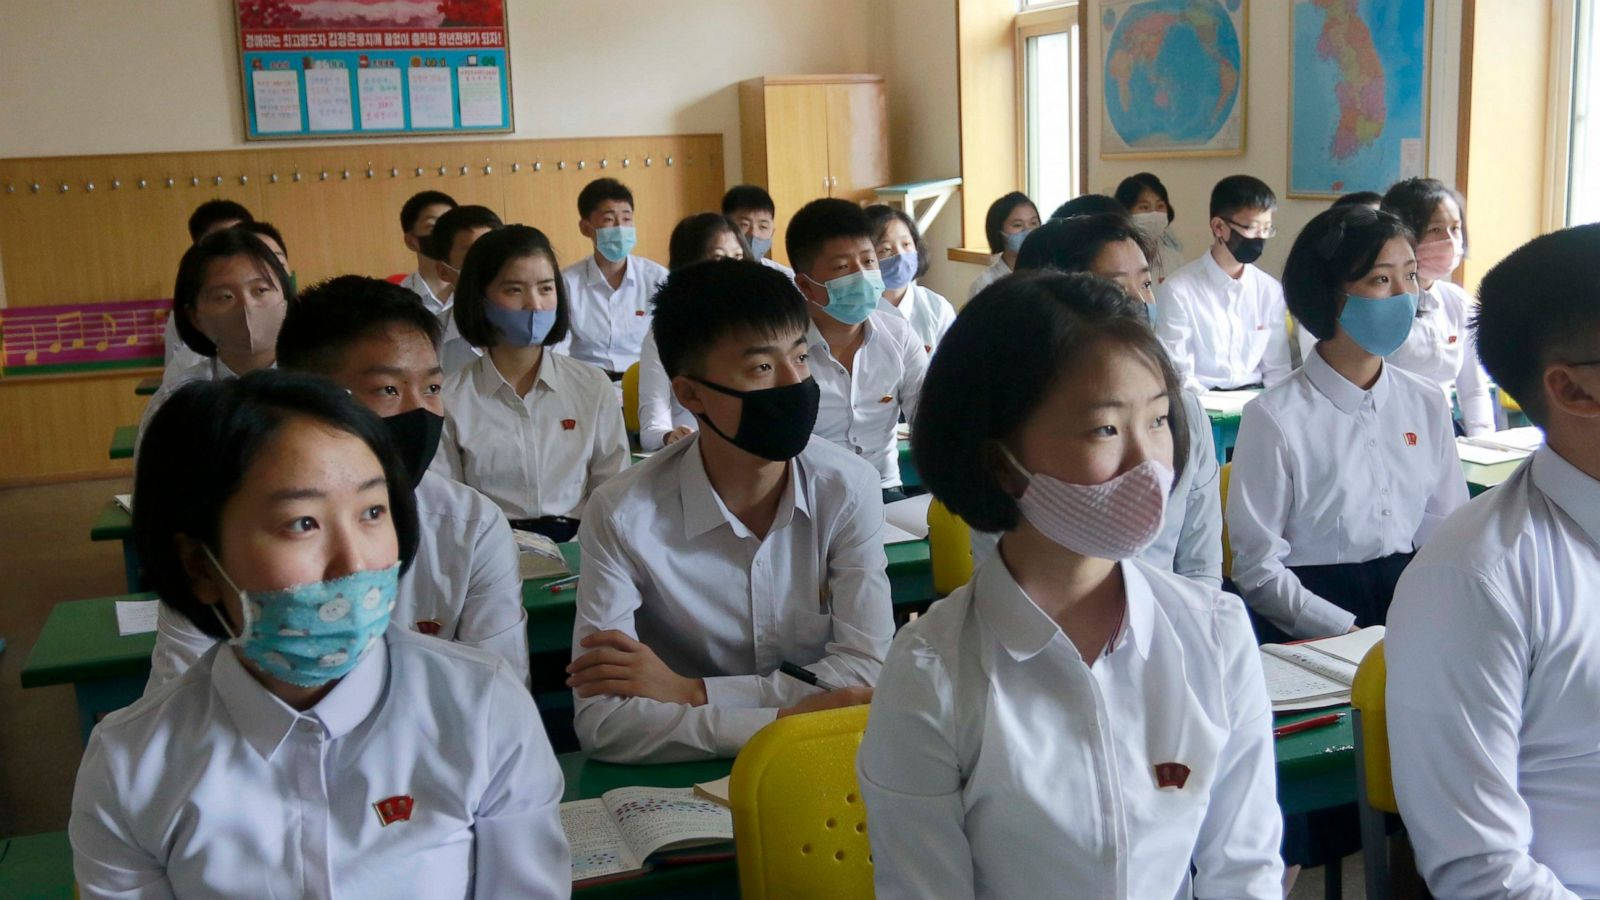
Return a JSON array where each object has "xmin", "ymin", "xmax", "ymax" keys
[
  {"xmin": 414, "ymin": 619, "xmax": 442, "ymax": 636},
  {"xmin": 635, "ymin": 309, "xmax": 646, "ymax": 316},
  {"xmin": 1404, "ymin": 432, "xmax": 1418, "ymax": 446},
  {"xmin": 1154, "ymin": 762, "xmax": 1191, "ymax": 790},
  {"xmin": 373, "ymin": 795, "xmax": 414, "ymax": 826},
  {"xmin": 878, "ymin": 395, "xmax": 894, "ymax": 404},
  {"xmin": 1448, "ymin": 335, "xmax": 1459, "ymax": 344},
  {"xmin": 561, "ymin": 418, "xmax": 577, "ymax": 431}
]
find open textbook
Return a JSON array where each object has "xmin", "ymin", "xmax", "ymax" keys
[
  {"xmin": 1260, "ymin": 626, "xmax": 1384, "ymax": 712},
  {"xmin": 561, "ymin": 786, "xmax": 733, "ymax": 884},
  {"xmin": 512, "ymin": 528, "xmax": 571, "ymax": 580}
]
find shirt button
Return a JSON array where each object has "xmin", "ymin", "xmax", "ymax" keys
[
  {"xmin": 1368, "ymin": 439, "xmax": 1376, "ymax": 448},
  {"xmin": 1382, "ymin": 509, "xmax": 1392, "ymax": 517},
  {"xmin": 853, "ymin": 446, "xmax": 862, "ymax": 455}
]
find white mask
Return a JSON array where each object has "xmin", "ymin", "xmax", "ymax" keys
[
  {"xmin": 1001, "ymin": 447, "xmax": 1172, "ymax": 560},
  {"xmin": 1130, "ymin": 211, "xmax": 1169, "ymax": 242}
]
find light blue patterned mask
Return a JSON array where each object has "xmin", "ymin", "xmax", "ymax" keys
[
  {"xmin": 206, "ymin": 547, "xmax": 398, "ymax": 688},
  {"xmin": 805, "ymin": 268, "xmax": 885, "ymax": 326},
  {"xmin": 595, "ymin": 225, "xmax": 637, "ymax": 263},
  {"xmin": 1338, "ymin": 291, "xmax": 1417, "ymax": 357}
]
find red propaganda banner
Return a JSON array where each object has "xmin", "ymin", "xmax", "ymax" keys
[{"xmin": 236, "ymin": 0, "xmax": 506, "ymax": 51}]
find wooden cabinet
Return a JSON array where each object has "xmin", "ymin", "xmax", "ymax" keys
[{"xmin": 739, "ymin": 75, "xmax": 890, "ymax": 265}]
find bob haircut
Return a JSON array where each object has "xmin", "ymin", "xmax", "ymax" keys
[
  {"xmin": 277, "ymin": 276, "xmax": 443, "ymax": 374},
  {"xmin": 1050, "ymin": 193, "xmax": 1125, "ymax": 221},
  {"xmin": 1381, "ymin": 177, "xmax": 1469, "ymax": 256},
  {"xmin": 134, "ymin": 370, "xmax": 420, "ymax": 641},
  {"xmin": 668, "ymin": 213, "xmax": 752, "ymax": 271},
  {"xmin": 1281, "ymin": 205, "xmax": 1415, "ymax": 342},
  {"xmin": 173, "ymin": 228, "xmax": 297, "ymax": 358},
  {"xmin": 452, "ymin": 224, "xmax": 570, "ymax": 349},
  {"xmin": 864, "ymin": 204, "xmax": 931, "ymax": 280},
  {"xmin": 1113, "ymin": 172, "xmax": 1175, "ymax": 224},
  {"xmin": 913, "ymin": 270, "xmax": 1190, "ymax": 534},
  {"xmin": 984, "ymin": 191, "xmax": 1039, "ymax": 254},
  {"xmin": 651, "ymin": 258, "xmax": 808, "ymax": 380},
  {"xmin": 1014, "ymin": 213, "xmax": 1156, "ymax": 276}
]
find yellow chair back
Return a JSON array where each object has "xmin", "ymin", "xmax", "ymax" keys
[
  {"xmin": 730, "ymin": 705, "xmax": 875, "ymax": 900},
  {"xmin": 927, "ymin": 498, "xmax": 973, "ymax": 595},
  {"xmin": 620, "ymin": 362, "xmax": 641, "ymax": 434},
  {"xmin": 1351, "ymin": 640, "xmax": 1396, "ymax": 813},
  {"xmin": 1219, "ymin": 462, "xmax": 1233, "ymax": 579}
]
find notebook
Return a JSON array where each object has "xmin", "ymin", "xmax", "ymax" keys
[
  {"xmin": 114, "ymin": 493, "xmax": 133, "ymax": 514},
  {"xmin": 561, "ymin": 786, "xmax": 733, "ymax": 884},
  {"xmin": 1260, "ymin": 626, "xmax": 1384, "ymax": 712},
  {"xmin": 692, "ymin": 775, "xmax": 732, "ymax": 808},
  {"xmin": 1199, "ymin": 389, "xmax": 1258, "ymax": 415},
  {"xmin": 513, "ymin": 529, "xmax": 571, "ymax": 580}
]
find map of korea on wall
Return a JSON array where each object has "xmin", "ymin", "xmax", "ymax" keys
[
  {"xmin": 1100, "ymin": 0, "xmax": 1247, "ymax": 158},
  {"xmin": 1289, "ymin": 0, "xmax": 1427, "ymax": 197}
]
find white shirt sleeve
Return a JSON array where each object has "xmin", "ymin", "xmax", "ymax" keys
[
  {"xmin": 70, "ymin": 735, "xmax": 175, "ymax": 899},
  {"xmin": 1455, "ymin": 325, "xmax": 1497, "ymax": 437},
  {"xmin": 583, "ymin": 401, "xmax": 630, "ymax": 513},
  {"xmin": 433, "ymin": 414, "xmax": 465, "ymax": 482},
  {"xmin": 143, "ymin": 604, "xmax": 218, "ymax": 697},
  {"xmin": 636, "ymin": 332, "xmax": 679, "ymax": 452},
  {"xmin": 1259, "ymin": 291, "xmax": 1294, "ymax": 388},
  {"xmin": 896, "ymin": 329, "xmax": 928, "ymax": 425},
  {"xmin": 1387, "ymin": 563, "xmax": 1581, "ymax": 900},
  {"xmin": 1154, "ymin": 283, "xmax": 1203, "ymax": 393},
  {"xmin": 454, "ymin": 511, "xmax": 531, "ymax": 689},
  {"xmin": 1174, "ymin": 412, "xmax": 1224, "ymax": 589},
  {"xmin": 1415, "ymin": 404, "xmax": 1471, "ymax": 548}
]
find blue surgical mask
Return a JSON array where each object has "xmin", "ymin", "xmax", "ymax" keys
[
  {"xmin": 878, "ymin": 251, "xmax": 919, "ymax": 291},
  {"xmin": 805, "ymin": 268, "xmax": 885, "ymax": 326},
  {"xmin": 748, "ymin": 236, "xmax": 773, "ymax": 259},
  {"xmin": 205, "ymin": 547, "xmax": 398, "ymax": 688},
  {"xmin": 483, "ymin": 303, "xmax": 557, "ymax": 347},
  {"xmin": 1004, "ymin": 228, "xmax": 1033, "ymax": 254},
  {"xmin": 1338, "ymin": 291, "xmax": 1417, "ymax": 357},
  {"xmin": 595, "ymin": 225, "xmax": 636, "ymax": 263}
]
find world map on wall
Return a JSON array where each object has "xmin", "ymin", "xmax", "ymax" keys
[{"xmin": 1101, "ymin": 0, "xmax": 1245, "ymax": 155}]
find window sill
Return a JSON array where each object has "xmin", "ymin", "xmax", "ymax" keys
[{"xmin": 947, "ymin": 247, "xmax": 996, "ymax": 266}]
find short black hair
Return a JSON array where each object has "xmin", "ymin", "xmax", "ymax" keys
[
  {"xmin": 239, "ymin": 220, "xmax": 287, "ymax": 259},
  {"xmin": 1050, "ymin": 193, "xmax": 1125, "ymax": 221},
  {"xmin": 1380, "ymin": 177, "xmax": 1469, "ymax": 255},
  {"xmin": 985, "ymin": 191, "xmax": 1039, "ymax": 254},
  {"xmin": 913, "ymin": 271, "xmax": 1189, "ymax": 533},
  {"xmin": 1281, "ymin": 205, "xmax": 1414, "ymax": 342},
  {"xmin": 1113, "ymin": 173, "xmax": 1176, "ymax": 224},
  {"xmin": 1210, "ymin": 175, "xmax": 1277, "ymax": 219},
  {"xmin": 785, "ymin": 198, "xmax": 872, "ymax": 276},
  {"xmin": 173, "ymin": 228, "xmax": 297, "ymax": 357},
  {"xmin": 277, "ymin": 276, "xmax": 443, "ymax": 374},
  {"xmin": 722, "ymin": 184, "xmax": 776, "ymax": 216},
  {"xmin": 577, "ymin": 177, "xmax": 634, "ymax": 218},
  {"xmin": 400, "ymin": 190, "xmax": 458, "ymax": 234},
  {"xmin": 1015, "ymin": 213, "xmax": 1155, "ymax": 276},
  {"xmin": 864, "ymin": 204, "xmax": 931, "ymax": 280},
  {"xmin": 134, "ymin": 370, "xmax": 419, "ymax": 641},
  {"xmin": 651, "ymin": 259, "xmax": 808, "ymax": 380},
  {"xmin": 668, "ymin": 213, "xmax": 752, "ymax": 271},
  {"xmin": 424, "ymin": 205, "xmax": 503, "ymax": 263},
  {"xmin": 453, "ymin": 224, "xmax": 570, "ymax": 349},
  {"xmin": 187, "ymin": 199, "xmax": 253, "ymax": 243},
  {"xmin": 1333, "ymin": 191, "xmax": 1384, "ymax": 209},
  {"xmin": 1475, "ymin": 223, "xmax": 1600, "ymax": 425}
]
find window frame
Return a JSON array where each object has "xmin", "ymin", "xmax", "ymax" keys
[{"xmin": 1014, "ymin": 4, "xmax": 1082, "ymax": 215}]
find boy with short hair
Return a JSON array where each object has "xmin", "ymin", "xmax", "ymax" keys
[
  {"xmin": 398, "ymin": 189, "xmax": 458, "ymax": 315},
  {"xmin": 568, "ymin": 259, "xmax": 891, "ymax": 763},
  {"xmin": 1154, "ymin": 175, "xmax": 1292, "ymax": 392},
  {"xmin": 425, "ymin": 204, "xmax": 504, "ymax": 373},
  {"xmin": 558, "ymin": 177, "xmax": 669, "ymax": 377},
  {"xmin": 785, "ymin": 198, "xmax": 926, "ymax": 501},
  {"xmin": 723, "ymin": 184, "xmax": 794, "ymax": 278}
]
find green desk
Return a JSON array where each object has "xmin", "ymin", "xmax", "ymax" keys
[
  {"xmin": 1203, "ymin": 407, "xmax": 1243, "ymax": 465},
  {"xmin": 0, "ymin": 831, "xmax": 75, "ymax": 900},
  {"xmin": 90, "ymin": 501, "xmax": 139, "ymax": 592},
  {"xmin": 108, "ymin": 424, "xmax": 136, "ymax": 460},
  {"xmin": 1273, "ymin": 707, "xmax": 1356, "ymax": 817},
  {"xmin": 135, "ymin": 376, "xmax": 161, "ymax": 396},
  {"xmin": 1461, "ymin": 456, "xmax": 1523, "ymax": 497}
]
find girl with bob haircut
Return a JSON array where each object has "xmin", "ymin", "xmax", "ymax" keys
[
  {"xmin": 858, "ymin": 271, "xmax": 1283, "ymax": 899},
  {"xmin": 435, "ymin": 224, "xmax": 629, "ymax": 542},
  {"xmin": 866, "ymin": 203, "xmax": 957, "ymax": 353},
  {"xmin": 71, "ymin": 371, "xmax": 568, "ymax": 897},
  {"xmin": 968, "ymin": 191, "xmax": 1041, "ymax": 300},
  {"xmin": 1114, "ymin": 171, "xmax": 1185, "ymax": 282}
]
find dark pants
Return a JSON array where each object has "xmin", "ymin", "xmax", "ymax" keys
[{"xmin": 509, "ymin": 516, "xmax": 580, "ymax": 544}]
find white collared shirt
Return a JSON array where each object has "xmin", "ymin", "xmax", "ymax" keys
[
  {"xmin": 143, "ymin": 469, "xmax": 530, "ymax": 692},
  {"xmin": 399, "ymin": 270, "xmax": 451, "ymax": 317},
  {"xmin": 1226, "ymin": 348, "xmax": 1468, "ymax": 638},
  {"xmin": 876, "ymin": 282, "xmax": 957, "ymax": 354},
  {"xmin": 161, "ymin": 314, "xmax": 205, "ymax": 377},
  {"xmin": 571, "ymin": 434, "xmax": 894, "ymax": 763},
  {"xmin": 1152, "ymin": 232, "xmax": 1186, "ymax": 284},
  {"xmin": 635, "ymin": 327, "xmax": 696, "ymax": 451},
  {"xmin": 1388, "ymin": 445, "xmax": 1600, "ymax": 899},
  {"xmin": 435, "ymin": 351, "xmax": 629, "ymax": 521},
  {"xmin": 857, "ymin": 556, "xmax": 1283, "ymax": 900},
  {"xmin": 136, "ymin": 356, "xmax": 241, "ymax": 458},
  {"xmin": 1155, "ymin": 251, "xmax": 1293, "ymax": 391},
  {"xmin": 71, "ymin": 631, "xmax": 569, "ymax": 899},
  {"xmin": 807, "ymin": 311, "xmax": 928, "ymax": 488},
  {"xmin": 759, "ymin": 255, "xmax": 796, "ymax": 280},
  {"xmin": 557, "ymin": 254, "xmax": 669, "ymax": 372},
  {"xmin": 437, "ymin": 308, "xmax": 484, "ymax": 376},
  {"xmin": 966, "ymin": 255, "xmax": 1011, "ymax": 300}
]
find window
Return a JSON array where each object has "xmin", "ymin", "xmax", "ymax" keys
[
  {"xmin": 1017, "ymin": 5, "xmax": 1081, "ymax": 217},
  {"xmin": 1570, "ymin": 0, "xmax": 1600, "ymax": 225}
]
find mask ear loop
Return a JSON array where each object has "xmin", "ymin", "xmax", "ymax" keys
[{"xmin": 200, "ymin": 545, "xmax": 249, "ymax": 643}]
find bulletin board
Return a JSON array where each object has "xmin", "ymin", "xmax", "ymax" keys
[{"xmin": 234, "ymin": 0, "xmax": 513, "ymax": 140}]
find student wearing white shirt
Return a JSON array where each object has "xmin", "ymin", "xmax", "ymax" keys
[
  {"xmin": 858, "ymin": 271, "xmax": 1282, "ymax": 899},
  {"xmin": 435, "ymin": 224, "xmax": 629, "ymax": 543},
  {"xmin": 1115, "ymin": 171, "xmax": 1185, "ymax": 283},
  {"xmin": 396, "ymin": 189, "xmax": 458, "ymax": 316},
  {"xmin": 425, "ymin": 204, "xmax": 503, "ymax": 375},
  {"xmin": 636, "ymin": 213, "xmax": 751, "ymax": 450},
  {"xmin": 557, "ymin": 177, "xmax": 669, "ymax": 376},
  {"xmin": 967, "ymin": 191, "xmax": 1040, "ymax": 300},
  {"xmin": 786, "ymin": 198, "xmax": 928, "ymax": 501},
  {"xmin": 723, "ymin": 184, "xmax": 795, "ymax": 279},
  {"xmin": 1154, "ymin": 175, "xmax": 1294, "ymax": 392},
  {"xmin": 143, "ymin": 276, "xmax": 529, "ymax": 691},
  {"xmin": 72, "ymin": 371, "xmax": 568, "ymax": 898},
  {"xmin": 1387, "ymin": 224, "xmax": 1600, "ymax": 899},
  {"xmin": 1228, "ymin": 205, "xmax": 1468, "ymax": 643},
  {"xmin": 161, "ymin": 200, "xmax": 256, "ymax": 380},
  {"xmin": 866, "ymin": 204, "xmax": 957, "ymax": 353},
  {"xmin": 567, "ymin": 259, "xmax": 890, "ymax": 763}
]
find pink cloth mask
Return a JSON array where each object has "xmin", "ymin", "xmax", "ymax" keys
[
  {"xmin": 1001, "ymin": 446, "xmax": 1173, "ymax": 560},
  {"xmin": 1414, "ymin": 235, "xmax": 1463, "ymax": 282}
]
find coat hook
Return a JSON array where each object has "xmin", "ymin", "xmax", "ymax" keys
[
  {"xmin": 415, "ymin": 166, "xmax": 424, "ymax": 176},
  {"xmin": 577, "ymin": 160, "xmax": 586, "ymax": 170},
  {"xmin": 59, "ymin": 182, "xmax": 70, "ymax": 193},
  {"xmin": 190, "ymin": 176, "xmax": 200, "ymax": 187},
  {"xmin": 341, "ymin": 168, "xmax": 350, "ymax": 179},
  {"xmin": 86, "ymin": 181, "xmax": 96, "ymax": 192},
  {"xmin": 165, "ymin": 177, "xmax": 175, "ymax": 188},
  {"xmin": 511, "ymin": 162, "xmax": 520, "ymax": 173},
  {"xmin": 213, "ymin": 175, "xmax": 223, "ymax": 186},
  {"xmin": 599, "ymin": 158, "xmax": 608, "ymax": 169},
  {"xmin": 319, "ymin": 170, "xmax": 329, "ymax": 181},
  {"xmin": 533, "ymin": 161, "xmax": 543, "ymax": 172},
  {"xmin": 645, "ymin": 157, "xmax": 653, "ymax": 167},
  {"xmin": 622, "ymin": 157, "xmax": 631, "ymax": 168},
  {"xmin": 5, "ymin": 183, "xmax": 13, "ymax": 194},
  {"xmin": 438, "ymin": 164, "xmax": 447, "ymax": 176},
  {"xmin": 459, "ymin": 164, "xmax": 468, "ymax": 176},
  {"xmin": 138, "ymin": 178, "xmax": 149, "ymax": 189},
  {"xmin": 557, "ymin": 160, "xmax": 566, "ymax": 170},
  {"xmin": 483, "ymin": 163, "xmax": 493, "ymax": 174},
  {"xmin": 270, "ymin": 172, "xmax": 279, "ymax": 183},
  {"xmin": 292, "ymin": 170, "xmax": 302, "ymax": 182},
  {"xmin": 30, "ymin": 181, "xmax": 41, "ymax": 193},
  {"xmin": 390, "ymin": 167, "xmax": 399, "ymax": 177},
  {"xmin": 365, "ymin": 163, "xmax": 375, "ymax": 178},
  {"xmin": 239, "ymin": 174, "xmax": 249, "ymax": 185},
  {"xmin": 111, "ymin": 178, "xmax": 122, "ymax": 189},
  {"xmin": 666, "ymin": 156, "xmax": 674, "ymax": 166}
]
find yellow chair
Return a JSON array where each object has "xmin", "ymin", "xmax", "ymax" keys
[
  {"xmin": 927, "ymin": 498, "xmax": 973, "ymax": 595},
  {"xmin": 620, "ymin": 361, "xmax": 641, "ymax": 434},
  {"xmin": 730, "ymin": 705, "xmax": 875, "ymax": 900},
  {"xmin": 1219, "ymin": 462, "xmax": 1233, "ymax": 580},
  {"xmin": 1351, "ymin": 640, "xmax": 1397, "ymax": 900}
]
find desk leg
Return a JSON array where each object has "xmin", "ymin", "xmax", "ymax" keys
[{"xmin": 120, "ymin": 539, "xmax": 141, "ymax": 593}]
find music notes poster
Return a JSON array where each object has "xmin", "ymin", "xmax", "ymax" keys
[
  {"xmin": 0, "ymin": 299, "xmax": 169, "ymax": 373},
  {"xmin": 234, "ymin": 0, "xmax": 513, "ymax": 140}
]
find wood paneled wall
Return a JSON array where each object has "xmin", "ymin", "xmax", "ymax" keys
[{"xmin": 0, "ymin": 368, "xmax": 152, "ymax": 485}]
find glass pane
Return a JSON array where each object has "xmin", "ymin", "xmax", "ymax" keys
[
  {"xmin": 1026, "ymin": 26, "xmax": 1079, "ymax": 215},
  {"xmin": 1571, "ymin": 0, "xmax": 1600, "ymax": 225}
]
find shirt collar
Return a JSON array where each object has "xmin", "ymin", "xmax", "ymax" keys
[
  {"xmin": 679, "ymin": 436, "xmax": 806, "ymax": 539},
  {"xmin": 1200, "ymin": 249, "xmax": 1247, "ymax": 291},
  {"xmin": 475, "ymin": 350, "xmax": 561, "ymax": 398},
  {"xmin": 1531, "ymin": 444, "xmax": 1600, "ymax": 547},
  {"xmin": 1416, "ymin": 282, "xmax": 1442, "ymax": 313},
  {"xmin": 806, "ymin": 316, "xmax": 876, "ymax": 353},
  {"xmin": 974, "ymin": 553, "xmax": 1153, "ymax": 663},
  {"xmin": 211, "ymin": 634, "xmax": 388, "ymax": 761},
  {"xmin": 1302, "ymin": 345, "xmax": 1391, "ymax": 414},
  {"xmin": 583, "ymin": 254, "xmax": 632, "ymax": 288}
]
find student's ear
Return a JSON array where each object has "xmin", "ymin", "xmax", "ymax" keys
[
  {"xmin": 1208, "ymin": 216, "xmax": 1228, "ymax": 244},
  {"xmin": 672, "ymin": 375, "xmax": 707, "ymax": 417},
  {"xmin": 979, "ymin": 439, "xmax": 1027, "ymax": 499},
  {"xmin": 578, "ymin": 218, "xmax": 595, "ymax": 240},
  {"xmin": 174, "ymin": 534, "xmax": 226, "ymax": 608},
  {"xmin": 1543, "ymin": 363, "xmax": 1600, "ymax": 420},
  {"xmin": 403, "ymin": 233, "xmax": 421, "ymax": 254}
]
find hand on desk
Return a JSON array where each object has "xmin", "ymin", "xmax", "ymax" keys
[
  {"xmin": 662, "ymin": 426, "xmax": 695, "ymax": 446},
  {"xmin": 778, "ymin": 686, "xmax": 873, "ymax": 719},
  {"xmin": 568, "ymin": 630, "xmax": 709, "ymax": 707}
]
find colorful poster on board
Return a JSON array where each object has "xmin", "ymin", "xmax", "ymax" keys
[
  {"xmin": 234, "ymin": 0, "xmax": 512, "ymax": 140},
  {"xmin": 1289, "ymin": 0, "xmax": 1427, "ymax": 197},
  {"xmin": 1099, "ymin": 0, "xmax": 1247, "ymax": 158}
]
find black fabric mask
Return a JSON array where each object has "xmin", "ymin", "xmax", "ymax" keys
[
  {"xmin": 1223, "ymin": 228, "xmax": 1266, "ymax": 265},
  {"xmin": 690, "ymin": 376, "xmax": 821, "ymax": 462},
  {"xmin": 383, "ymin": 407, "xmax": 445, "ymax": 489}
]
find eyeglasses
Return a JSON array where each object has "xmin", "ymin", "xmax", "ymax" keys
[{"xmin": 1225, "ymin": 219, "xmax": 1277, "ymax": 240}]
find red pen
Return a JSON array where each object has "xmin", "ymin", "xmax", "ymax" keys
[{"xmin": 1273, "ymin": 712, "xmax": 1344, "ymax": 739}]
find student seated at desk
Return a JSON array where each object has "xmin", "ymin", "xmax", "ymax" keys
[
  {"xmin": 1114, "ymin": 171, "xmax": 1184, "ymax": 283},
  {"xmin": 1388, "ymin": 224, "xmax": 1600, "ymax": 899},
  {"xmin": 866, "ymin": 204, "xmax": 956, "ymax": 353},
  {"xmin": 858, "ymin": 271, "xmax": 1282, "ymax": 899},
  {"xmin": 161, "ymin": 199, "xmax": 255, "ymax": 381},
  {"xmin": 435, "ymin": 225, "xmax": 629, "ymax": 544},
  {"xmin": 73, "ymin": 372, "xmax": 567, "ymax": 898},
  {"xmin": 1227, "ymin": 205, "xmax": 1468, "ymax": 642},
  {"xmin": 568, "ymin": 259, "xmax": 891, "ymax": 764},
  {"xmin": 723, "ymin": 184, "xmax": 794, "ymax": 279},
  {"xmin": 787, "ymin": 198, "xmax": 927, "ymax": 503},
  {"xmin": 143, "ymin": 276, "xmax": 528, "ymax": 692},
  {"xmin": 967, "ymin": 191, "xmax": 1040, "ymax": 300},
  {"xmin": 397, "ymin": 189, "xmax": 458, "ymax": 316},
  {"xmin": 556, "ymin": 177, "xmax": 669, "ymax": 377},
  {"xmin": 426, "ymin": 204, "xmax": 504, "ymax": 374},
  {"xmin": 637, "ymin": 213, "xmax": 752, "ymax": 450},
  {"xmin": 1154, "ymin": 175, "xmax": 1293, "ymax": 392}
]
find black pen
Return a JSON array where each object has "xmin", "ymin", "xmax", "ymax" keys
[{"xmin": 779, "ymin": 661, "xmax": 839, "ymax": 693}]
